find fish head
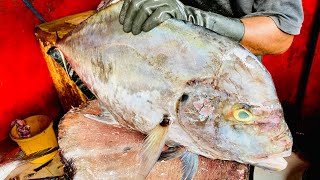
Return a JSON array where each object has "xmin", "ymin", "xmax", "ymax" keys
[{"xmin": 176, "ymin": 48, "xmax": 292, "ymax": 171}]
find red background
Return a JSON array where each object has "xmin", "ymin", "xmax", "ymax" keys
[{"xmin": 0, "ymin": 0, "xmax": 319, "ymax": 142}]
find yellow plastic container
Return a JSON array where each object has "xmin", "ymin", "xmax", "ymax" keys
[{"xmin": 10, "ymin": 115, "xmax": 58, "ymax": 164}]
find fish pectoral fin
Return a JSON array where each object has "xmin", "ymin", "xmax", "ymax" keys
[
  {"xmin": 138, "ymin": 116, "xmax": 171, "ymax": 179},
  {"xmin": 158, "ymin": 145, "xmax": 185, "ymax": 161},
  {"xmin": 181, "ymin": 151, "xmax": 199, "ymax": 180},
  {"xmin": 84, "ymin": 113, "xmax": 118, "ymax": 125}
]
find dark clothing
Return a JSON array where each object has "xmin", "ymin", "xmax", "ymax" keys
[{"xmin": 181, "ymin": 0, "xmax": 303, "ymax": 35}]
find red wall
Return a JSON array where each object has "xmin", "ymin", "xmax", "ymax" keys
[
  {"xmin": 263, "ymin": 0, "xmax": 319, "ymax": 106},
  {"xmin": 302, "ymin": 33, "xmax": 320, "ymax": 118},
  {"xmin": 0, "ymin": 0, "xmax": 101, "ymax": 141},
  {"xmin": 263, "ymin": 0, "xmax": 319, "ymax": 139},
  {"xmin": 0, "ymin": 0, "xmax": 319, "ymax": 141}
]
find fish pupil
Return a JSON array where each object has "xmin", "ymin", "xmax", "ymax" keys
[
  {"xmin": 238, "ymin": 111, "xmax": 249, "ymax": 119},
  {"xmin": 181, "ymin": 94, "xmax": 189, "ymax": 102}
]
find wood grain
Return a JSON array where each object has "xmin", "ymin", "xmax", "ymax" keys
[{"xmin": 34, "ymin": 11, "xmax": 96, "ymax": 112}]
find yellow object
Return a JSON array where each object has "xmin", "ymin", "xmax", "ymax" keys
[{"xmin": 10, "ymin": 115, "xmax": 58, "ymax": 164}]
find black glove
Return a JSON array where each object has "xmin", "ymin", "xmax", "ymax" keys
[{"xmin": 119, "ymin": 0, "xmax": 245, "ymax": 42}]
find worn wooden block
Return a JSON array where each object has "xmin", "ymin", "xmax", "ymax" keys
[
  {"xmin": 35, "ymin": 11, "xmax": 96, "ymax": 112},
  {"xmin": 58, "ymin": 100, "xmax": 250, "ymax": 179}
]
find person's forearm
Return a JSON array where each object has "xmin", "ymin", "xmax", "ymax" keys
[
  {"xmin": 119, "ymin": 0, "xmax": 295, "ymax": 56},
  {"xmin": 240, "ymin": 16, "xmax": 294, "ymax": 56}
]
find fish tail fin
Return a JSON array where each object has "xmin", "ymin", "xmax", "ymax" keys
[
  {"xmin": 47, "ymin": 46, "xmax": 96, "ymax": 99},
  {"xmin": 47, "ymin": 47, "xmax": 69, "ymax": 73},
  {"xmin": 138, "ymin": 116, "xmax": 171, "ymax": 179}
]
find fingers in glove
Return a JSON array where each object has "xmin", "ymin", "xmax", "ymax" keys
[
  {"xmin": 131, "ymin": 1, "xmax": 165, "ymax": 35},
  {"xmin": 123, "ymin": 0, "xmax": 148, "ymax": 33},
  {"xmin": 142, "ymin": 6, "xmax": 172, "ymax": 32},
  {"xmin": 119, "ymin": 0, "xmax": 131, "ymax": 24}
]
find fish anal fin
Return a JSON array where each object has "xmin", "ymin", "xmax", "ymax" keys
[
  {"xmin": 138, "ymin": 116, "xmax": 171, "ymax": 179},
  {"xmin": 181, "ymin": 151, "xmax": 199, "ymax": 180}
]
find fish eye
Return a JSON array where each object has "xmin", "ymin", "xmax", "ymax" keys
[
  {"xmin": 231, "ymin": 103, "xmax": 254, "ymax": 122},
  {"xmin": 180, "ymin": 93, "xmax": 189, "ymax": 102},
  {"xmin": 233, "ymin": 109, "xmax": 253, "ymax": 122}
]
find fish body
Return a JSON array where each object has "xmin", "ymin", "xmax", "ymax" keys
[{"xmin": 55, "ymin": 0, "xmax": 293, "ymax": 176}]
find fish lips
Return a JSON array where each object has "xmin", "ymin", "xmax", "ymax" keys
[{"xmin": 247, "ymin": 149, "xmax": 292, "ymax": 171}]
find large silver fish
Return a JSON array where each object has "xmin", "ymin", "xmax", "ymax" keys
[{"xmin": 54, "ymin": 0, "xmax": 293, "ymax": 178}]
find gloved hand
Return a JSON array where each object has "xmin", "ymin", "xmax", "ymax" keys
[{"xmin": 119, "ymin": 0, "xmax": 245, "ymax": 42}]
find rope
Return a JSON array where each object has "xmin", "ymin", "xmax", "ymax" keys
[{"xmin": 22, "ymin": 0, "xmax": 46, "ymax": 22}]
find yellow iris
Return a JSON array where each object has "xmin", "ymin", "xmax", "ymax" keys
[
  {"xmin": 233, "ymin": 108, "xmax": 253, "ymax": 122},
  {"xmin": 229, "ymin": 103, "xmax": 254, "ymax": 123}
]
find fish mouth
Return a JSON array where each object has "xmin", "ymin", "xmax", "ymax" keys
[
  {"xmin": 249, "ymin": 150, "xmax": 292, "ymax": 171},
  {"xmin": 253, "ymin": 157, "xmax": 288, "ymax": 171}
]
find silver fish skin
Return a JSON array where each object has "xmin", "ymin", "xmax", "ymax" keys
[{"xmin": 55, "ymin": 0, "xmax": 293, "ymax": 173}]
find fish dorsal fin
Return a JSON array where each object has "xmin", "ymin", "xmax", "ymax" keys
[{"xmin": 138, "ymin": 115, "xmax": 171, "ymax": 179}]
